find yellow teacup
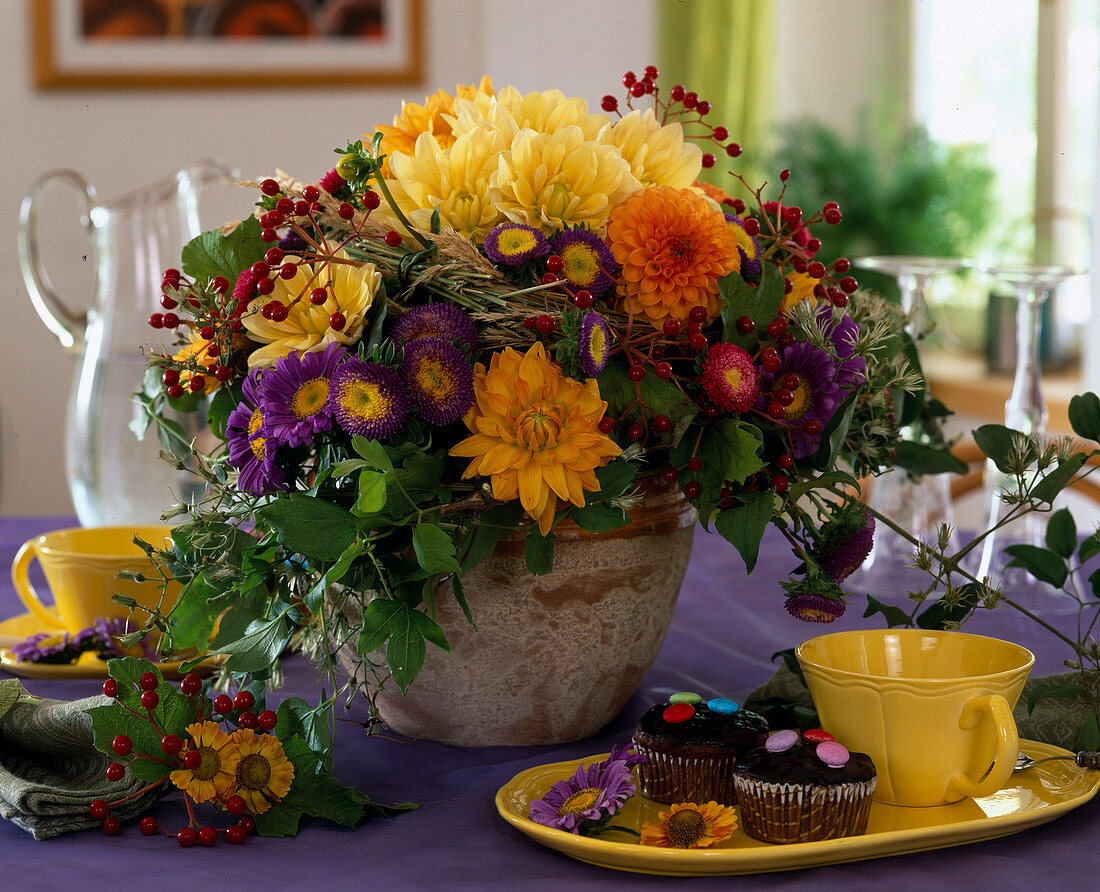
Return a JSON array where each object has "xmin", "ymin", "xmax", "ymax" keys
[
  {"xmin": 11, "ymin": 525, "xmax": 181, "ymax": 634},
  {"xmin": 796, "ymin": 628, "xmax": 1034, "ymax": 807}
]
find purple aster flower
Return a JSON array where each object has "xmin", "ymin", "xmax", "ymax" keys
[
  {"xmin": 260, "ymin": 342, "xmax": 347, "ymax": 448},
  {"xmin": 579, "ymin": 312, "xmax": 612, "ymax": 377},
  {"xmin": 785, "ymin": 593, "xmax": 846, "ymax": 623},
  {"xmin": 549, "ymin": 229, "xmax": 616, "ymax": 298},
  {"xmin": 528, "ymin": 757, "xmax": 637, "ymax": 834},
  {"xmin": 727, "ymin": 216, "xmax": 762, "ymax": 279},
  {"xmin": 400, "ymin": 337, "xmax": 474, "ymax": 426},
  {"xmin": 328, "ymin": 358, "xmax": 410, "ymax": 439},
  {"xmin": 601, "ymin": 744, "xmax": 648, "ymax": 770},
  {"xmin": 818, "ymin": 306, "xmax": 866, "ymax": 391},
  {"xmin": 483, "ymin": 222, "xmax": 550, "ymax": 266},
  {"xmin": 820, "ymin": 511, "xmax": 876, "ymax": 583},
  {"xmin": 278, "ymin": 230, "xmax": 309, "ymax": 254},
  {"xmin": 389, "ymin": 303, "xmax": 478, "ymax": 351},
  {"xmin": 10, "ymin": 633, "xmax": 51, "ymax": 662},
  {"xmin": 758, "ymin": 342, "xmax": 842, "ymax": 459},
  {"xmin": 227, "ymin": 369, "xmax": 287, "ymax": 495}
]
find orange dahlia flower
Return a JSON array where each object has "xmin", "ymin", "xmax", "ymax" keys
[
  {"xmin": 449, "ymin": 342, "xmax": 621, "ymax": 535},
  {"xmin": 606, "ymin": 185, "xmax": 740, "ymax": 329}
]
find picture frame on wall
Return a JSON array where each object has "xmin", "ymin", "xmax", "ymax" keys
[{"xmin": 31, "ymin": 0, "xmax": 423, "ymax": 89}]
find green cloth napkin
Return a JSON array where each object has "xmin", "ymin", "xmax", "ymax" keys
[
  {"xmin": 0, "ymin": 678, "xmax": 162, "ymax": 839},
  {"xmin": 745, "ymin": 664, "xmax": 1096, "ymax": 753}
]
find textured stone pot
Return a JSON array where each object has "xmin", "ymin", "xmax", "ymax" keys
[{"xmin": 346, "ymin": 478, "xmax": 696, "ymax": 746}]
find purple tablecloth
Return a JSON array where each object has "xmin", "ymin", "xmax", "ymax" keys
[{"xmin": 2, "ymin": 515, "xmax": 1097, "ymax": 889}]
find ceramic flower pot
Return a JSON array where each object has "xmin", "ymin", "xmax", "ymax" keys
[{"xmin": 338, "ymin": 477, "xmax": 696, "ymax": 746}]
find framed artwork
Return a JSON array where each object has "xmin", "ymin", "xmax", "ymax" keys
[{"xmin": 31, "ymin": 0, "xmax": 423, "ymax": 89}]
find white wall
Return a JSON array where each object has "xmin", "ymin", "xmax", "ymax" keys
[{"xmin": 0, "ymin": 0, "xmax": 655, "ymax": 516}]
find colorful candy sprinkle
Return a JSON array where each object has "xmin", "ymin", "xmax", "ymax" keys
[
  {"xmin": 663, "ymin": 703, "xmax": 696, "ymax": 723},
  {"xmin": 802, "ymin": 728, "xmax": 836, "ymax": 744},
  {"xmin": 765, "ymin": 729, "xmax": 799, "ymax": 753},
  {"xmin": 706, "ymin": 698, "xmax": 740, "ymax": 714},
  {"xmin": 668, "ymin": 692, "xmax": 702, "ymax": 705},
  {"xmin": 816, "ymin": 740, "xmax": 850, "ymax": 768}
]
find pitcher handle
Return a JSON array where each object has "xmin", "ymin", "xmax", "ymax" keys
[
  {"xmin": 946, "ymin": 694, "xmax": 1019, "ymax": 801},
  {"xmin": 18, "ymin": 169, "xmax": 98, "ymax": 354}
]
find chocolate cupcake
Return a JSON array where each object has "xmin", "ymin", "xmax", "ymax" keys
[
  {"xmin": 733, "ymin": 729, "xmax": 877, "ymax": 844},
  {"xmin": 631, "ymin": 692, "xmax": 768, "ymax": 805}
]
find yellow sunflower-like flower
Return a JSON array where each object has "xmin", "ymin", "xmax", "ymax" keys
[
  {"xmin": 227, "ymin": 729, "xmax": 295, "ymax": 815},
  {"xmin": 243, "ymin": 256, "xmax": 381, "ymax": 369},
  {"xmin": 491, "ymin": 126, "xmax": 639, "ymax": 235},
  {"xmin": 600, "ymin": 108, "xmax": 702, "ymax": 190},
  {"xmin": 640, "ymin": 801, "xmax": 739, "ymax": 849},
  {"xmin": 606, "ymin": 185, "xmax": 741, "ymax": 329},
  {"xmin": 170, "ymin": 329, "xmax": 221, "ymax": 394},
  {"xmin": 372, "ymin": 76, "xmax": 494, "ymax": 176},
  {"xmin": 384, "ymin": 127, "xmax": 508, "ymax": 239},
  {"xmin": 169, "ymin": 721, "xmax": 239, "ymax": 804},
  {"xmin": 448, "ymin": 342, "xmax": 621, "ymax": 536},
  {"xmin": 780, "ymin": 268, "xmax": 819, "ymax": 311}
]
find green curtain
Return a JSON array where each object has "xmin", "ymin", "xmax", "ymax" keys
[{"xmin": 657, "ymin": 0, "xmax": 775, "ymax": 193}]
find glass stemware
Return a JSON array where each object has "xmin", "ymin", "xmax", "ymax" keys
[
  {"xmin": 849, "ymin": 256, "xmax": 970, "ymax": 579},
  {"xmin": 972, "ymin": 264, "xmax": 1088, "ymax": 596}
]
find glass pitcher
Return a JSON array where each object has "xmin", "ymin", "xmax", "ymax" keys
[{"xmin": 18, "ymin": 161, "xmax": 237, "ymax": 527}]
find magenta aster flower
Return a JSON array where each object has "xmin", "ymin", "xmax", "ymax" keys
[
  {"xmin": 389, "ymin": 303, "xmax": 478, "ymax": 351},
  {"xmin": 549, "ymin": 229, "xmax": 616, "ymax": 298},
  {"xmin": 785, "ymin": 593, "xmax": 846, "ymax": 623},
  {"xmin": 759, "ymin": 342, "xmax": 842, "ymax": 458},
  {"xmin": 579, "ymin": 312, "xmax": 612, "ymax": 377},
  {"xmin": 260, "ymin": 342, "xmax": 347, "ymax": 448},
  {"xmin": 528, "ymin": 756, "xmax": 637, "ymax": 834},
  {"xmin": 701, "ymin": 342, "xmax": 759, "ymax": 412},
  {"xmin": 319, "ymin": 168, "xmax": 347, "ymax": 194},
  {"xmin": 816, "ymin": 508, "xmax": 875, "ymax": 583},
  {"xmin": 227, "ymin": 369, "xmax": 287, "ymax": 494},
  {"xmin": 400, "ymin": 337, "xmax": 474, "ymax": 426},
  {"xmin": 327, "ymin": 357, "xmax": 409, "ymax": 439},
  {"xmin": 483, "ymin": 222, "xmax": 550, "ymax": 266}
]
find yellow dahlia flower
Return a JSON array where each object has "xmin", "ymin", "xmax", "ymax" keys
[
  {"xmin": 780, "ymin": 269, "xmax": 818, "ymax": 311},
  {"xmin": 372, "ymin": 76, "xmax": 494, "ymax": 176},
  {"xmin": 449, "ymin": 342, "xmax": 621, "ymax": 536},
  {"xmin": 491, "ymin": 126, "xmax": 639, "ymax": 235},
  {"xmin": 243, "ymin": 256, "xmax": 381, "ymax": 369},
  {"xmin": 601, "ymin": 109, "xmax": 702, "ymax": 189},
  {"xmin": 606, "ymin": 185, "xmax": 740, "ymax": 329},
  {"xmin": 171, "ymin": 329, "xmax": 221, "ymax": 394},
  {"xmin": 170, "ymin": 721, "xmax": 239, "ymax": 804},
  {"xmin": 451, "ymin": 86, "xmax": 609, "ymax": 144},
  {"xmin": 227, "ymin": 729, "xmax": 295, "ymax": 815},
  {"xmin": 384, "ymin": 127, "xmax": 507, "ymax": 239}
]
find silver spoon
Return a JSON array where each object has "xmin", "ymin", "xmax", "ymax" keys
[{"xmin": 1014, "ymin": 750, "xmax": 1100, "ymax": 771}]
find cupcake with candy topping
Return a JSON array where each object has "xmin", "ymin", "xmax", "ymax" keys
[
  {"xmin": 733, "ymin": 728, "xmax": 877, "ymax": 844},
  {"xmin": 631, "ymin": 692, "xmax": 768, "ymax": 806}
]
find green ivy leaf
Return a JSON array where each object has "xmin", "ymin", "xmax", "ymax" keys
[
  {"xmin": 690, "ymin": 418, "xmax": 764, "ymax": 496},
  {"xmin": 256, "ymin": 494, "xmax": 359, "ymax": 561},
  {"xmin": 354, "ymin": 469, "xmax": 389, "ymax": 516},
  {"xmin": 713, "ymin": 493, "xmax": 772, "ymax": 572},
  {"xmin": 274, "ymin": 698, "xmax": 334, "ymax": 769},
  {"xmin": 166, "ymin": 574, "xmax": 224, "ymax": 652},
  {"xmin": 412, "ymin": 523, "xmax": 461, "ymax": 574},
  {"xmin": 862, "ymin": 594, "xmax": 913, "ymax": 628},
  {"xmin": 216, "ymin": 612, "xmax": 294, "ymax": 673},
  {"xmin": 180, "ymin": 216, "xmax": 266, "ymax": 285},
  {"xmin": 357, "ymin": 600, "xmax": 447, "ymax": 694},
  {"xmin": 570, "ymin": 501, "xmax": 630, "ymax": 533},
  {"xmin": 1003, "ymin": 544, "xmax": 1068, "ymax": 588},
  {"xmin": 352, "ymin": 436, "xmax": 394, "ymax": 471},
  {"xmin": 1069, "ymin": 392, "xmax": 1100, "ymax": 442},
  {"xmin": 525, "ymin": 530, "xmax": 555, "ymax": 575},
  {"xmin": 1046, "ymin": 507, "xmax": 1077, "ymax": 559},
  {"xmin": 720, "ymin": 262, "xmax": 784, "ymax": 348}
]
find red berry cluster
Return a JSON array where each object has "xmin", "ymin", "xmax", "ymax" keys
[{"xmin": 93, "ymin": 672, "xmax": 276, "ymax": 845}]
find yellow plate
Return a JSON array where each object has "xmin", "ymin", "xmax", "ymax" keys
[
  {"xmin": 495, "ymin": 740, "xmax": 1100, "ymax": 876},
  {"xmin": 0, "ymin": 609, "xmax": 221, "ymax": 680}
]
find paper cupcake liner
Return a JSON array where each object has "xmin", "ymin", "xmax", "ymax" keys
[
  {"xmin": 633, "ymin": 747, "xmax": 737, "ymax": 806},
  {"xmin": 733, "ymin": 774, "xmax": 877, "ymax": 843}
]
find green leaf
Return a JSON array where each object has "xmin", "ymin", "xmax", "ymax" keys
[
  {"xmin": 713, "ymin": 493, "xmax": 772, "ymax": 571},
  {"xmin": 862, "ymin": 594, "xmax": 913, "ymax": 628},
  {"xmin": 891, "ymin": 441, "xmax": 968, "ymax": 475},
  {"xmin": 180, "ymin": 216, "xmax": 266, "ymax": 285},
  {"xmin": 1077, "ymin": 710, "xmax": 1100, "ymax": 751},
  {"xmin": 354, "ymin": 469, "xmax": 389, "ymax": 516},
  {"xmin": 1069, "ymin": 392, "xmax": 1100, "ymax": 442},
  {"xmin": 972, "ymin": 424, "xmax": 1036, "ymax": 473},
  {"xmin": 357, "ymin": 600, "xmax": 445, "ymax": 693},
  {"xmin": 720, "ymin": 262, "xmax": 784, "ymax": 349},
  {"xmin": 207, "ymin": 386, "xmax": 237, "ymax": 442},
  {"xmin": 1046, "ymin": 508, "xmax": 1077, "ymax": 559},
  {"xmin": 686, "ymin": 418, "xmax": 764, "ymax": 496},
  {"xmin": 1003, "ymin": 544, "xmax": 1068, "ymax": 588},
  {"xmin": 916, "ymin": 583, "xmax": 981, "ymax": 629},
  {"xmin": 449, "ymin": 574, "xmax": 475, "ymax": 627},
  {"xmin": 303, "ymin": 539, "xmax": 365, "ymax": 614},
  {"xmin": 255, "ymin": 736, "xmax": 366, "ymax": 836},
  {"xmin": 1031, "ymin": 453, "xmax": 1087, "ymax": 504},
  {"xmin": 165, "ymin": 574, "xmax": 223, "ymax": 652},
  {"xmin": 352, "ymin": 436, "xmax": 394, "ymax": 471},
  {"xmin": 591, "ymin": 461, "xmax": 640, "ymax": 504},
  {"xmin": 1027, "ymin": 681, "xmax": 1081, "ymax": 714},
  {"xmin": 525, "ymin": 530, "xmax": 555, "ymax": 575},
  {"xmin": 412, "ymin": 523, "xmax": 461, "ymax": 574},
  {"xmin": 458, "ymin": 503, "xmax": 523, "ymax": 573},
  {"xmin": 1080, "ymin": 532, "xmax": 1100, "ymax": 564},
  {"xmin": 637, "ymin": 374, "xmax": 699, "ymax": 436},
  {"xmin": 215, "ymin": 612, "xmax": 294, "ymax": 672},
  {"xmin": 274, "ymin": 698, "xmax": 334, "ymax": 768},
  {"xmin": 256, "ymin": 494, "xmax": 359, "ymax": 561},
  {"xmin": 570, "ymin": 501, "xmax": 630, "ymax": 533}
]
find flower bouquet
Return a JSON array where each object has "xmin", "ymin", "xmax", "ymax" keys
[{"xmin": 128, "ymin": 68, "xmax": 936, "ymax": 754}]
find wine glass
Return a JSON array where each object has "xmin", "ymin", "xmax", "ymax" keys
[
  {"xmin": 971, "ymin": 264, "xmax": 1087, "ymax": 600},
  {"xmin": 850, "ymin": 256, "xmax": 970, "ymax": 578}
]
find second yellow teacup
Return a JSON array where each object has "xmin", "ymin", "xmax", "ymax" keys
[
  {"xmin": 796, "ymin": 628, "xmax": 1034, "ymax": 807},
  {"xmin": 11, "ymin": 525, "xmax": 182, "ymax": 635}
]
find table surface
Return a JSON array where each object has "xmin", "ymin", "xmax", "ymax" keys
[{"xmin": 2, "ymin": 515, "xmax": 1097, "ymax": 890}]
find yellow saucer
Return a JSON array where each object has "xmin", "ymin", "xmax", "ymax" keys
[
  {"xmin": 496, "ymin": 740, "xmax": 1100, "ymax": 876},
  {"xmin": 0, "ymin": 609, "xmax": 221, "ymax": 680}
]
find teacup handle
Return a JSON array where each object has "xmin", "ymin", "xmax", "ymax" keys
[
  {"xmin": 11, "ymin": 541, "xmax": 67, "ymax": 630},
  {"xmin": 947, "ymin": 694, "xmax": 1018, "ymax": 801}
]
